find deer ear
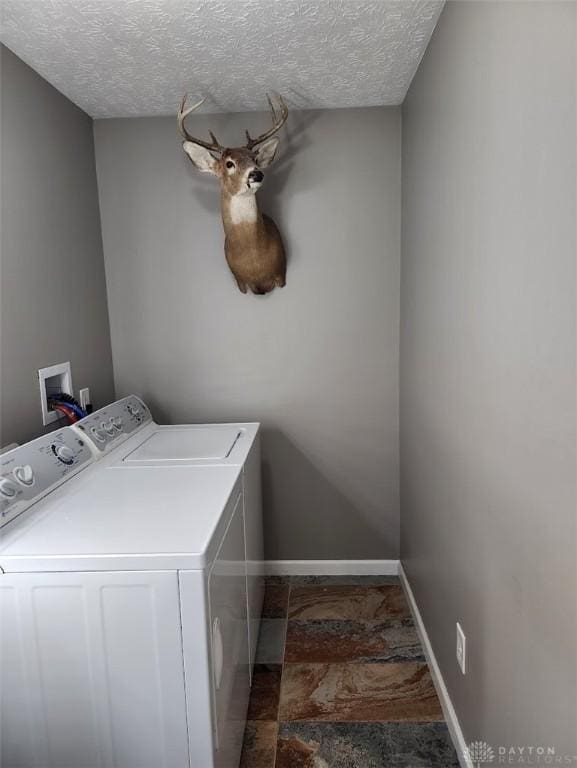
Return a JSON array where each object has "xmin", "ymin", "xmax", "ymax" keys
[
  {"xmin": 254, "ymin": 137, "xmax": 280, "ymax": 168},
  {"xmin": 182, "ymin": 141, "xmax": 219, "ymax": 175}
]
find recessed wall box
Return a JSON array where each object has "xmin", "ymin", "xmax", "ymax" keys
[{"xmin": 39, "ymin": 362, "xmax": 73, "ymax": 426}]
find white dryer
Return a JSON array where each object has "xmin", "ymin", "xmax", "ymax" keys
[{"xmin": 0, "ymin": 396, "xmax": 263, "ymax": 768}]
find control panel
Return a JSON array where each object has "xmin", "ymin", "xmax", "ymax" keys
[
  {"xmin": 71, "ymin": 395, "xmax": 152, "ymax": 455},
  {"xmin": 0, "ymin": 428, "xmax": 93, "ymax": 528}
]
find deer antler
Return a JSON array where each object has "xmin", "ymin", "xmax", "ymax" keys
[
  {"xmin": 177, "ymin": 94, "xmax": 225, "ymax": 154},
  {"xmin": 244, "ymin": 93, "xmax": 288, "ymax": 150}
]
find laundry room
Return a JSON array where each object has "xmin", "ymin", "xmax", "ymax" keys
[{"xmin": 0, "ymin": 2, "xmax": 575, "ymax": 768}]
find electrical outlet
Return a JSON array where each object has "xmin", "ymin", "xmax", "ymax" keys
[
  {"xmin": 456, "ymin": 622, "xmax": 466, "ymax": 674},
  {"xmin": 79, "ymin": 388, "xmax": 91, "ymax": 410}
]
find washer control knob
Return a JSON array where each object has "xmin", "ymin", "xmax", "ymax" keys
[
  {"xmin": 127, "ymin": 403, "xmax": 141, "ymax": 417},
  {"xmin": 13, "ymin": 465, "xmax": 35, "ymax": 486},
  {"xmin": 112, "ymin": 416, "xmax": 123, "ymax": 431},
  {"xmin": 91, "ymin": 426, "xmax": 106, "ymax": 443},
  {"xmin": 0, "ymin": 479, "xmax": 18, "ymax": 498},
  {"xmin": 103, "ymin": 420, "xmax": 116, "ymax": 436},
  {"xmin": 54, "ymin": 445, "xmax": 75, "ymax": 465}
]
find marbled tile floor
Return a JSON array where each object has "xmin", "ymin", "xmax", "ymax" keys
[{"xmin": 241, "ymin": 576, "xmax": 460, "ymax": 768}]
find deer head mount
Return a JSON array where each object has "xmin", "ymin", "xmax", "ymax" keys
[{"xmin": 178, "ymin": 93, "xmax": 288, "ymax": 295}]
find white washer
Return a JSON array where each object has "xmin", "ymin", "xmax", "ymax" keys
[
  {"xmin": 73, "ymin": 396, "xmax": 264, "ymax": 668},
  {"xmin": 0, "ymin": 397, "xmax": 263, "ymax": 768}
]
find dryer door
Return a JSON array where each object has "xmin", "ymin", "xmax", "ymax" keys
[
  {"xmin": 0, "ymin": 570, "xmax": 189, "ymax": 768},
  {"xmin": 207, "ymin": 490, "xmax": 250, "ymax": 768}
]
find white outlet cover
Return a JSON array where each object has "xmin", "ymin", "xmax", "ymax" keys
[
  {"xmin": 79, "ymin": 388, "xmax": 91, "ymax": 410},
  {"xmin": 456, "ymin": 622, "xmax": 466, "ymax": 675}
]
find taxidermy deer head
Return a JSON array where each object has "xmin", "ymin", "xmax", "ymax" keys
[{"xmin": 178, "ymin": 93, "xmax": 288, "ymax": 295}]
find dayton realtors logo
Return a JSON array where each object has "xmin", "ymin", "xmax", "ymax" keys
[
  {"xmin": 466, "ymin": 742, "xmax": 495, "ymax": 766},
  {"xmin": 465, "ymin": 742, "xmax": 577, "ymax": 765}
]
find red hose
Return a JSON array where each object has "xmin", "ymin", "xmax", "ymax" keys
[{"xmin": 50, "ymin": 403, "xmax": 78, "ymax": 424}]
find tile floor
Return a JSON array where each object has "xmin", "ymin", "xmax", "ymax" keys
[{"xmin": 241, "ymin": 575, "xmax": 460, "ymax": 767}]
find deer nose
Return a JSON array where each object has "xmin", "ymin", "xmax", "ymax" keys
[{"xmin": 248, "ymin": 169, "xmax": 264, "ymax": 183}]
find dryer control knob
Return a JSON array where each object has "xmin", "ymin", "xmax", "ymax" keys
[
  {"xmin": 13, "ymin": 465, "xmax": 35, "ymax": 486},
  {"xmin": 0, "ymin": 479, "xmax": 18, "ymax": 498},
  {"xmin": 54, "ymin": 445, "xmax": 74, "ymax": 465}
]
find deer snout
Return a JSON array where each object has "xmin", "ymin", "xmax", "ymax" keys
[{"xmin": 248, "ymin": 169, "xmax": 264, "ymax": 183}]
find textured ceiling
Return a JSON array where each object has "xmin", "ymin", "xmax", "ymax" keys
[{"xmin": 1, "ymin": 0, "xmax": 444, "ymax": 118}]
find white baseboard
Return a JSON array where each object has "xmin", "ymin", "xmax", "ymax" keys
[
  {"xmin": 399, "ymin": 564, "xmax": 471, "ymax": 768},
  {"xmin": 264, "ymin": 559, "xmax": 400, "ymax": 576}
]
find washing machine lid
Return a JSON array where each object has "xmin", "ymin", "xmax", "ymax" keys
[{"xmin": 123, "ymin": 427, "xmax": 242, "ymax": 463}]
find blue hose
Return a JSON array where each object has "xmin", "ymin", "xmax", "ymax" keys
[{"xmin": 49, "ymin": 398, "xmax": 87, "ymax": 419}]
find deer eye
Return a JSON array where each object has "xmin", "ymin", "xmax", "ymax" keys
[{"xmin": 226, "ymin": 160, "xmax": 235, "ymax": 169}]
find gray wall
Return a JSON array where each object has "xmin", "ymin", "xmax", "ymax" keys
[
  {"xmin": 401, "ymin": 1, "xmax": 576, "ymax": 756},
  {"xmin": 94, "ymin": 107, "xmax": 401, "ymax": 560},
  {"xmin": 0, "ymin": 46, "xmax": 114, "ymax": 446}
]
